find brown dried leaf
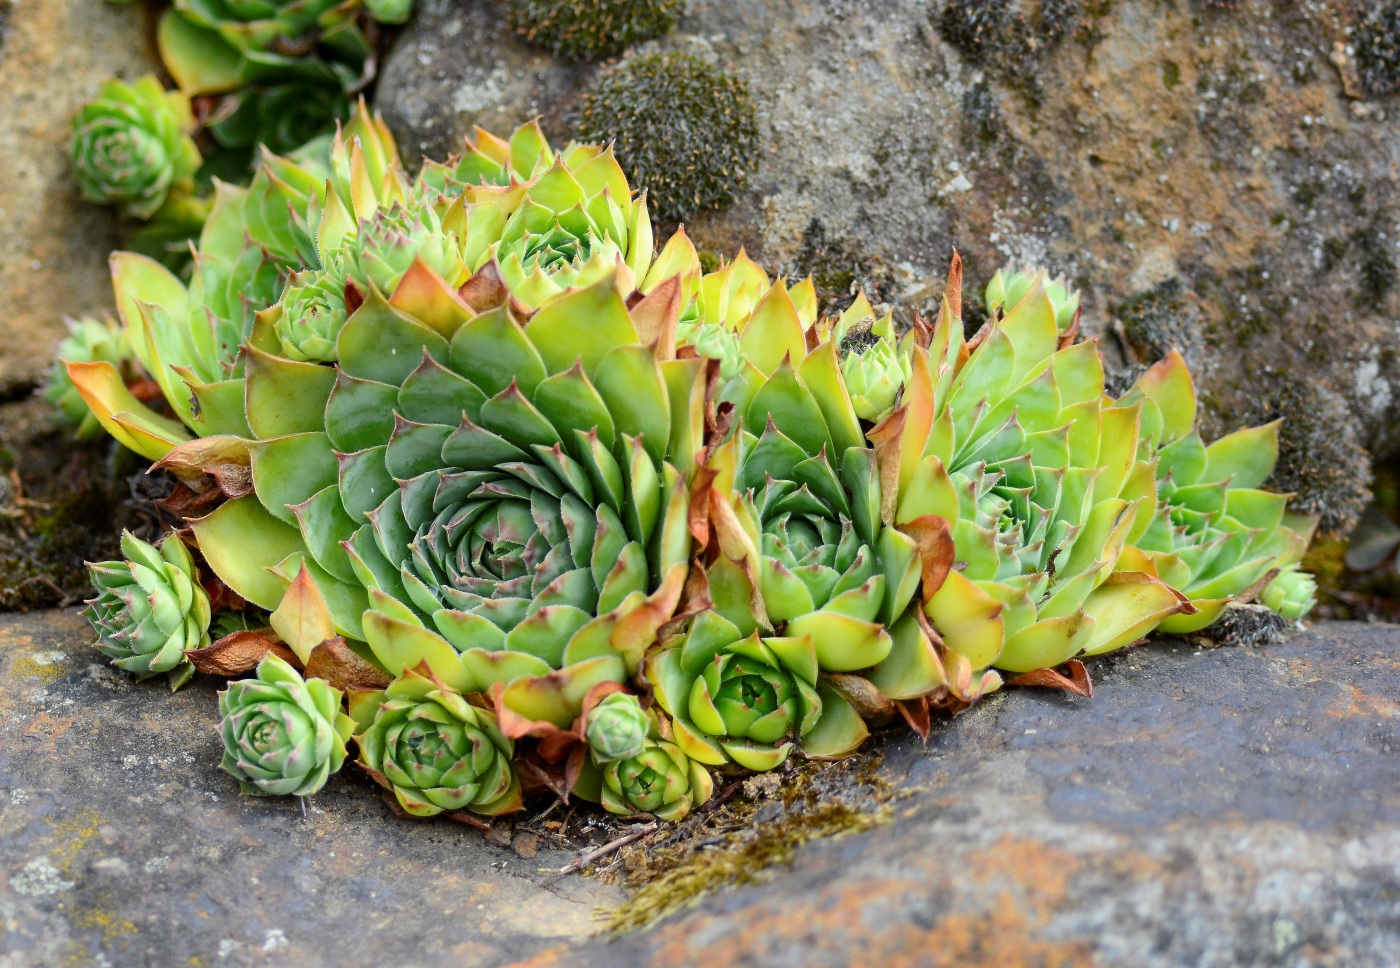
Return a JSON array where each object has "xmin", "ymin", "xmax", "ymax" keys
[
  {"xmin": 344, "ymin": 279, "xmax": 366, "ymax": 315},
  {"xmin": 866, "ymin": 405, "xmax": 908, "ymax": 529},
  {"xmin": 945, "ymin": 249, "xmax": 963, "ymax": 320},
  {"xmin": 512, "ymin": 832, "xmax": 539, "ymax": 859},
  {"xmin": 901, "ymin": 515, "xmax": 955, "ymax": 601},
  {"xmin": 184, "ymin": 630, "xmax": 298, "ymax": 677},
  {"xmin": 459, "ymin": 259, "xmax": 508, "ymax": 312},
  {"xmin": 823, "ymin": 673, "xmax": 895, "ymax": 719},
  {"xmin": 1006, "ymin": 660, "xmax": 1093, "ymax": 698},
  {"xmin": 303, "ymin": 636, "xmax": 392, "ymax": 691}
]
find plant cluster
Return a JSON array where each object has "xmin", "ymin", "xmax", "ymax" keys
[
  {"xmin": 68, "ymin": 0, "xmax": 414, "ymax": 272},
  {"xmin": 506, "ymin": 0, "xmax": 683, "ymax": 60},
  {"xmin": 577, "ymin": 53, "xmax": 758, "ymax": 223},
  {"xmin": 63, "ymin": 114, "xmax": 1318, "ymax": 826}
]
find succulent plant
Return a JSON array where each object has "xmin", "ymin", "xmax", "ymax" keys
[
  {"xmin": 70, "ymin": 76, "xmax": 202, "ymax": 220},
  {"xmin": 647, "ymin": 612, "xmax": 872, "ymax": 771},
  {"xmin": 67, "ymin": 102, "xmax": 403, "ymax": 460},
  {"xmin": 890, "ymin": 272, "xmax": 1188, "ymax": 674},
  {"xmin": 207, "ymin": 77, "xmax": 352, "ymax": 156},
  {"xmin": 44, "ymin": 316, "xmax": 135, "ymax": 439},
  {"xmin": 350, "ymin": 664, "xmax": 522, "ymax": 818},
  {"xmin": 1118, "ymin": 352, "xmax": 1316, "ymax": 630},
  {"xmin": 577, "ymin": 53, "xmax": 758, "ymax": 222},
  {"xmin": 364, "ymin": 0, "xmax": 414, "ymax": 24},
  {"xmin": 1261, "ymin": 566, "xmax": 1316, "ymax": 621},
  {"xmin": 193, "ymin": 269, "xmax": 702, "ymax": 730},
  {"xmin": 832, "ymin": 295, "xmax": 910, "ymax": 423},
  {"xmin": 218, "ymin": 654, "xmax": 355, "ymax": 796},
  {"xmin": 600, "ymin": 736, "xmax": 712, "ymax": 821},
  {"xmin": 583, "ymin": 690, "xmax": 650, "ymax": 763},
  {"xmin": 156, "ymin": 0, "xmax": 387, "ymax": 98},
  {"xmin": 984, "ymin": 267, "xmax": 1080, "ymax": 334},
  {"xmin": 84, "ymin": 531, "xmax": 211, "ymax": 688},
  {"xmin": 507, "ymin": 0, "xmax": 683, "ymax": 60}
]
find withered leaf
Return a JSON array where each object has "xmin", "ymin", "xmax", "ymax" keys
[
  {"xmin": 185, "ymin": 630, "xmax": 299, "ymax": 677},
  {"xmin": 303, "ymin": 637, "xmax": 392, "ymax": 691}
]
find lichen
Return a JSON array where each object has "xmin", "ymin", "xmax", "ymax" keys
[
  {"xmin": 576, "ymin": 53, "xmax": 758, "ymax": 223},
  {"xmin": 505, "ymin": 0, "xmax": 683, "ymax": 61},
  {"xmin": 1242, "ymin": 379, "xmax": 1372, "ymax": 539}
]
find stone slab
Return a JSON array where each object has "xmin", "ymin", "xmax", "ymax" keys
[
  {"xmin": 3, "ymin": 609, "xmax": 1399, "ymax": 967},
  {"xmin": 0, "ymin": 610, "xmax": 620, "ymax": 968}
]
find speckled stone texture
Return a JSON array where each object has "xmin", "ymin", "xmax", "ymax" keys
[
  {"xmin": 3, "ymin": 610, "xmax": 1399, "ymax": 966},
  {"xmin": 0, "ymin": 610, "xmax": 617, "ymax": 968},
  {"xmin": 378, "ymin": 0, "xmax": 1400, "ymax": 460},
  {"xmin": 0, "ymin": 0, "xmax": 159, "ymax": 394}
]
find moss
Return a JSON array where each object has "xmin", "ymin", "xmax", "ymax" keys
[
  {"xmin": 1353, "ymin": 2, "xmax": 1400, "ymax": 100},
  {"xmin": 576, "ymin": 53, "xmax": 758, "ymax": 223},
  {"xmin": 938, "ymin": 0, "xmax": 1017, "ymax": 65},
  {"xmin": 1242, "ymin": 379, "xmax": 1372, "ymax": 539},
  {"xmin": 599, "ymin": 753, "xmax": 894, "ymax": 933},
  {"xmin": 1116, "ymin": 279, "xmax": 1207, "ymax": 369},
  {"xmin": 936, "ymin": 0, "xmax": 1085, "ymax": 104},
  {"xmin": 788, "ymin": 218, "xmax": 893, "ymax": 315},
  {"xmin": 1355, "ymin": 224, "xmax": 1397, "ymax": 304},
  {"xmin": 1162, "ymin": 60, "xmax": 1181, "ymax": 90},
  {"xmin": 505, "ymin": 0, "xmax": 682, "ymax": 60},
  {"xmin": 0, "ymin": 399, "xmax": 137, "ymax": 612}
]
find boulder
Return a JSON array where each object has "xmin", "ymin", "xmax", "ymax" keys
[{"xmin": 378, "ymin": 0, "xmax": 1400, "ymax": 459}]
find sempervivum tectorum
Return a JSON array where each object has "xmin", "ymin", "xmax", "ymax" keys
[
  {"xmin": 192, "ymin": 268, "xmax": 704, "ymax": 732},
  {"xmin": 1117, "ymin": 352, "xmax": 1317, "ymax": 630},
  {"xmin": 885, "ymin": 265, "xmax": 1189, "ymax": 676}
]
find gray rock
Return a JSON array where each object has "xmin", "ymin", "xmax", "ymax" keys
[
  {"xmin": 0, "ymin": 610, "xmax": 618, "ymax": 968},
  {"xmin": 4, "ymin": 610, "xmax": 1400, "ymax": 965},
  {"xmin": 378, "ymin": 0, "xmax": 1400, "ymax": 460},
  {"xmin": 0, "ymin": 0, "xmax": 159, "ymax": 394}
]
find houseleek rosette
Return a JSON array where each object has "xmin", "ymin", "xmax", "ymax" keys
[
  {"xmin": 85, "ymin": 531, "xmax": 211, "ymax": 687},
  {"xmin": 70, "ymin": 76, "xmax": 201, "ymax": 220},
  {"xmin": 68, "ymin": 102, "xmax": 403, "ymax": 459},
  {"xmin": 44, "ymin": 316, "xmax": 134, "ymax": 439},
  {"xmin": 889, "ymin": 277, "xmax": 1188, "ymax": 674},
  {"xmin": 1261, "ymin": 567, "xmax": 1316, "ymax": 621},
  {"xmin": 600, "ymin": 737, "xmax": 712, "ymax": 822},
  {"xmin": 350, "ymin": 665, "xmax": 521, "ymax": 818},
  {"xmin": 193, "ymin": 270, "xmax": 704, "ymax": 732},
  {"xmin": 583, "ymin": 691, "xmax": 650, "ymax": 763},
  {"xmin": 1117, "ymin": 352, "xmax": 1316, "ymax": 630},
  {"xmin": 832, "ymin": 294, "xmax": 910, "ymax": 423},
  {"xmin": 985, "ymin": 267, "xmax": 1080, "ymax": 333},
  {"xmin": 647, "ymin": 270, "xmax": 960, "ymax": 766},
  {"xmin": 156, "ymin": 0, "xmax": 379, "ymax": 98},
  {"xmin": 218, "ymin": 654, "xmax": 354, "ymax": 796}
]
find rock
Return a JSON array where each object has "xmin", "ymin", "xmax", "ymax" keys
[
  {"xmin": 378, "ymin": 0, "xmax": 1400, "ymax": 460},
  {"xmin": 542, "ymin": 620, "xmax": 1400, "ymax": 967},
  {"xmin": 0, "ymin": 0, "xmax": 161, "ymax": 394},
  {"xmin": 4, "ymin": 611, "xmax": 1400, "ymax": 965},
  {"xmin": 0, "ymin": 610, "xmax": 620, "ymax": 967}
]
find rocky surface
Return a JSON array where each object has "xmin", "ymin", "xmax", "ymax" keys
[
  {"xmin": 0, "ymin": 0, "xmax": 160, "ymax": 395},
  {"xmin": 3, "ymin": 609, "xmax": 1399, "ymax": 966},
  {"xmin": 0, "ymin": 610, "xmax": 618, "ymax": 968},
  {"xmin": 379, "ymin": 0, "xmax": 1400, "ymax": 460}
]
